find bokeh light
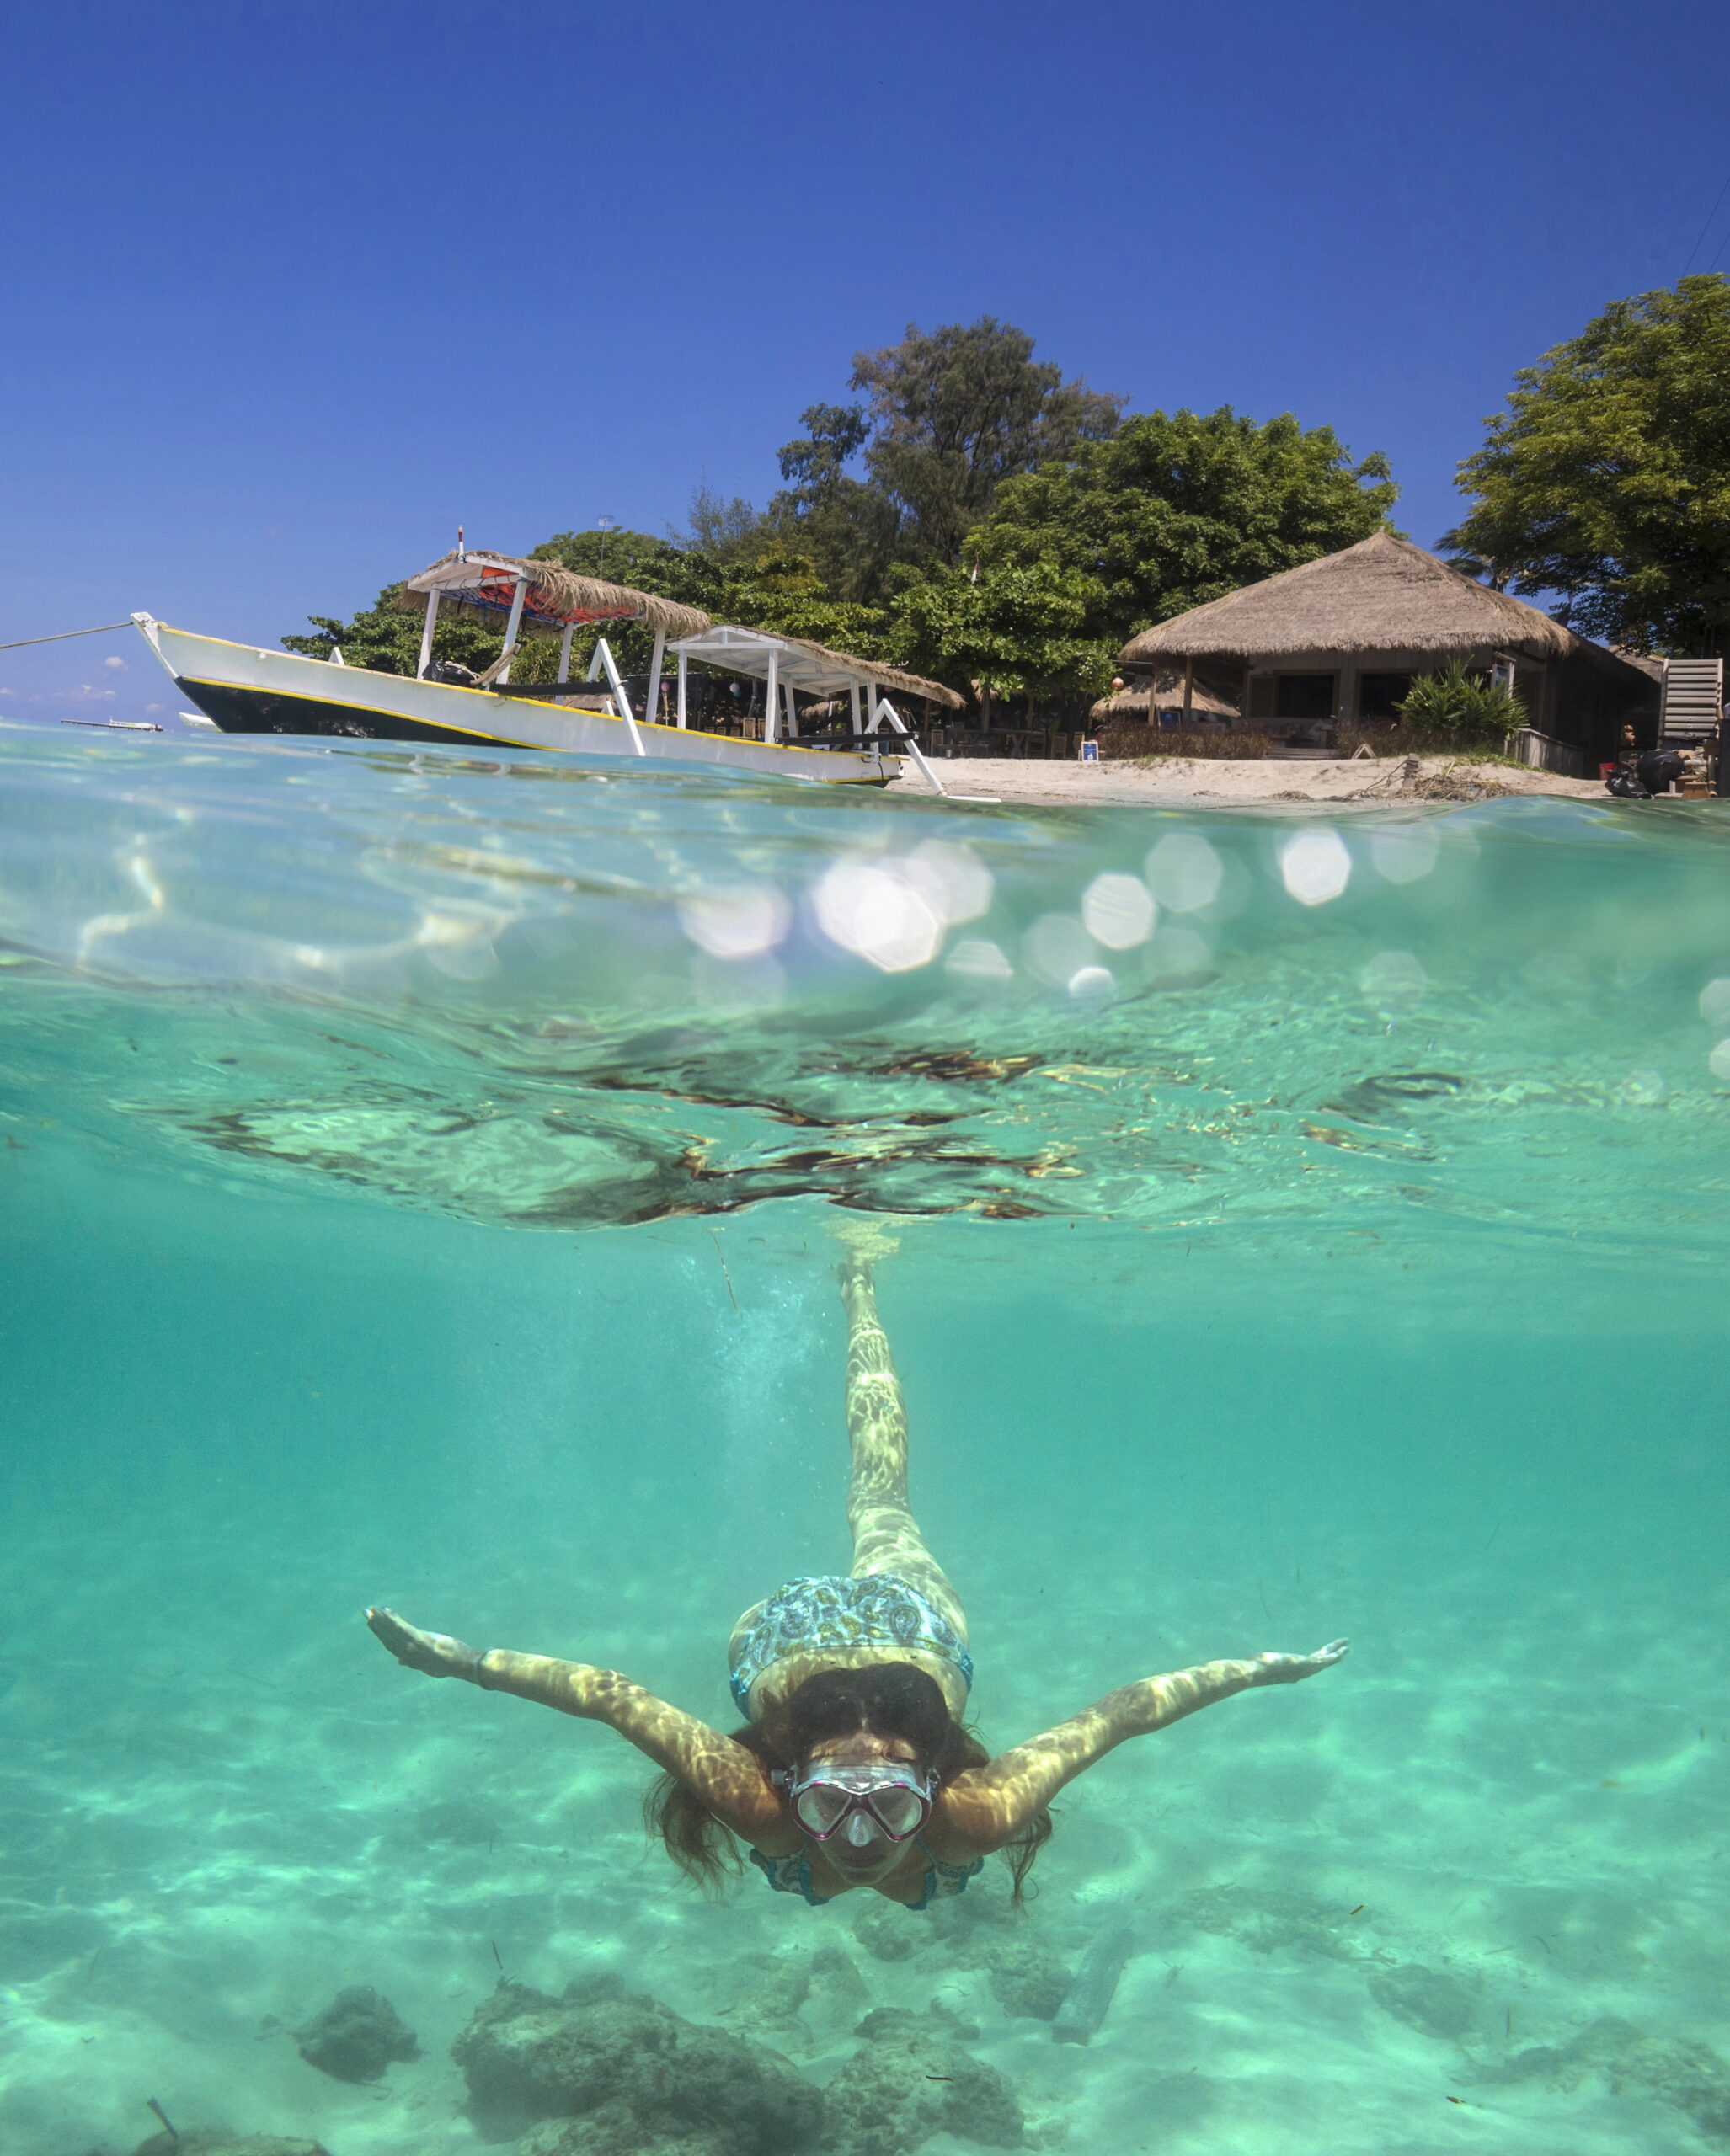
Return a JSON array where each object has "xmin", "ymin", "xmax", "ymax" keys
[
  {"xmin": 1023, "ymin": 913, "xmax": 1096, "ymax": 987},
  {"xmin": 1144, "ymin": 832, "xmax": 1223, "ymax": 913},
  {"xmin": 1081, "ymin": 872, "xmax": 1156, "ymax": 949},
  {"xmin": 1359, "ymin": 950, "xmax": 1428, "ymax": 1008},
  {"xmin": 1279, "ymin": 828, "xmax": 1352, "ymax": 906},
  {"xmin": 905, "ymin": 840, "xmax": 994, "ymax": 926},
  {"xmin": 812, "ymin": 860, "xmax": 942, "ymax": 972},
  {"xmin": 677, "ymin": 883, "xmax": 792, "ymax": 960},
  {"xmin": 1370, "ymin": 825, "xmax": 1440, "ymax": 885}
]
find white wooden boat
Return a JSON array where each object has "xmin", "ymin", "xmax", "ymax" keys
[{"xmin": 128, "ymin": 547, "xmax": 953, "ymax": 787}]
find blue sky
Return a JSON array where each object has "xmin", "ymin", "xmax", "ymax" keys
[{"xmin": 3, "ymin": 0, "xmax": 1728, "ymax": 724}]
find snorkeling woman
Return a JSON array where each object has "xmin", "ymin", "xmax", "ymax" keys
[{"xmin": 367, "ymin": 1240, "xmax": 1347, "ymax": 1909}]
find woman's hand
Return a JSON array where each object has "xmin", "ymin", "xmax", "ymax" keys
[
  {"xmin": 1251, "ymin": 1639, "xmax": 1350, "ymax": 1685},
  {"xmin": 366, "ymin": 1606, "xmax": 482, "ymax": 1682}
]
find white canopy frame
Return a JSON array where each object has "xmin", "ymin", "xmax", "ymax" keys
[{"xmin": 668, "ymin": 625, "xmax": 949, "ymax": 795}]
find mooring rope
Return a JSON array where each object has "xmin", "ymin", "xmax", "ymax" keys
[{"xmin": 0, "ymin": 621, "xmax": 135, "ymax": 652}]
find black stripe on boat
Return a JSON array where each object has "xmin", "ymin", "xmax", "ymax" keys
[{"xmin": 176, "ymin": 680, "xmax": 542, "ymax": 750}]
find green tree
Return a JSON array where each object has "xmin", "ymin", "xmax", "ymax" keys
[
  {"xmin": 768, "ymin": 404, "xmax": 902, "ymax": 601},
  {"xmin": 281, "ymin": 584, "xmax": 505, "ymax": 675},
  {"xmin": 1447, "ymin": 275, "xmax": 1730, "ymax": 654},
  {"xmin": 848, "ymin": 318, "xmax": 1123, "ymax": 569},
  {"xmin": 669, "ymin": 483, "xmax": 776, "ymax": 564},
  {"xmin": 718, "ymin": 545, "xmax": 887, "ymax": 651},
  {"xmin": 885, "ymin": 558, "xmax": 1113, "ymax": 710},
  {"xmin": 967, "ymin": 407, "xmax": 1396, "ymax": 646}
]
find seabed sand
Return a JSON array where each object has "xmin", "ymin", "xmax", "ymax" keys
[
  {"xmin": 5, "ymin": 1403, "xmax": 1725, "ymax": 2156},
  {"xmin": 889, "ymin": 754, "xmax": 1605, "ymax": 808}
]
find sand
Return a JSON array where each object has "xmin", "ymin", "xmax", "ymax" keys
[{"xmin": 888, "ymin": 754, "xmax": 1607, "ymax": 808}]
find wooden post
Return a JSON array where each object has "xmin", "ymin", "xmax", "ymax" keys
[
  {"xmin": 676, "ymin": 650, "xmax": 688, "ymax": 728},
  {"xmin": 1183, "ymin": 655, "xmax": 1193, "ymax": 723},
  {"xmin": 783, "ymin": 680, "xmax": 798, "ymax": 739},
  {"xmin": 557, "ymin": 622, "xmax": 575, "ymax": 684}
]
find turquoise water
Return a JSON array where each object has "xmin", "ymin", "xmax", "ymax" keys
[{"xmin": 3, "ymin": 724, "xmax": 1728, "ymax": 2156}]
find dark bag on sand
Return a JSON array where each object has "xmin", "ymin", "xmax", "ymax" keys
[
  {"xmin": 1637, "ymin": 748, "xmax": 1686, "ymax": 792},
  {"xmin": 1605, "ymin": 769, "xmax": 1650, "ymax": 799}
]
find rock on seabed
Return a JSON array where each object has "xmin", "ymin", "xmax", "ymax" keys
[{"xmin": 452, "ymin": 1977, "xmax": 823, "ymax": 2155}]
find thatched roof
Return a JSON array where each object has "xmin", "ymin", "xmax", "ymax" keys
[
  {"xmin": 672, "ymin": 623, "xmax": 964, "ymax": 709},
  {"xmin": 1092, "ymin": 670, "xmax": 1240, "ymax": 722},
  {"xmin": 1119, "ymin": 531, "xmax": 1578, "ymax": 664},
  {"xmin": 398, "ymin": 550, "xmax": 710, "ymax": 641}
]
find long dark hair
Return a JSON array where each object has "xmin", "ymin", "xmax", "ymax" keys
[{"xmin": 645, "ymin": 1661, "xmax": 1051, "ymax": 1907}]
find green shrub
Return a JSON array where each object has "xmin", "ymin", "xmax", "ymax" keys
[{"xmin": 1395, "ymin": 659, "xmax": 1524, "ymax": 743}]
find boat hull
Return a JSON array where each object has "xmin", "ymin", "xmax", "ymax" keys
[{"xmin": 135, "ymin": 620, "xmax": 898, "ymax": 784}]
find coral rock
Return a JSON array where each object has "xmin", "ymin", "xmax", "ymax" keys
[
  {"xmin": 821, "ymin": 2009, "xmax": 1023, "ymax": 2156},
  {"xmin": 295, "ymin": 1984, "xmax": 420, "ymax": 2083},
  {"xmin": 452, "ymin": 1977, "xmax": 822, "ymax": 2153}
]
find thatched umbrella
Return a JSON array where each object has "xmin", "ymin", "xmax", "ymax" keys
[
  {"xmin": 1091, "ymin": 673, "xmax": 1239, "ymax": 723},
  {"xmin": 1118, "ymin": 531, "xmax": 1576, "ymax": 666}
]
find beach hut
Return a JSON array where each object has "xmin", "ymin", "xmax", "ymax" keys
[{"xmin": 1117, "ymin": 531, "xmax": 1656, "ymax": 756}]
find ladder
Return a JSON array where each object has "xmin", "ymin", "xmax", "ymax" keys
[{"xmin": 1659, "ymin": 658, "xmax": 1724, "ymax": 743}]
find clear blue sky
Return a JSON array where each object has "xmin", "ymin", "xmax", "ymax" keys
[{"xmin": 4, "ymin": 0, "xmax": 1728, "ymax": 723}]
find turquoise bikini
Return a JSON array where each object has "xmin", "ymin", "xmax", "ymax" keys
[{"xmin": 748, "ymin": 1843, "xmax": 983, "ymax": 1909}]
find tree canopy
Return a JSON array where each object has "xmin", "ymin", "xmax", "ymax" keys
[
  {"xmin": 968, "ymin": 407, "xmax": 1397, "ymax": 647},
  {"xmin": 849, "ymin": 316, "xmax": 1123, "ymax": 568},
  {"xmin": 281, "ymin": 316, "xmax": 1405, "ymax": 717},
  {"xmin": 886, "ymin": 558, "xmax": 1113, "ymax": 707},
  {"xmin": 1446, "ymin": 275, "xmax": 1730, "ymax": 655}
]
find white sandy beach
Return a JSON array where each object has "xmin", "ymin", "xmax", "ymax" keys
[{"xmin": 889, "ymin": 755, "xmax": 1606, "ymax": 808}]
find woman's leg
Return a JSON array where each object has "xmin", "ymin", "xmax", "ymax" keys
[{"xmin": 839, "ymin": 1257, "xmax": 968, "ymax": 1645}]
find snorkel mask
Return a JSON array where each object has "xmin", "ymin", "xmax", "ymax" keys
[{"xmin": 774, "ymin": 1761, "xmax": 937, "ymax": 1845}]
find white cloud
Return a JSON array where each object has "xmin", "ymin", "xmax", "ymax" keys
[{"xmin": 104, "ymin": 655, "xmax": 125, "ymax": 671}]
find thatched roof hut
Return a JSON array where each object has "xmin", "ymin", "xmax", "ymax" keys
[
  {"xmin": 398, "ymin": 549, "xmax": 711, "ymax": 641},
  {"xmin": 1091, "ymin": 672, "xmax": 1239, "ymax": 723},
  {"xmin": 1115, "ymin": 531, "xmax": 1653, "ymax": 749},
  {"xmin": 1119, "ymin": 531, "xmax": 1574, "ymax": 664}
]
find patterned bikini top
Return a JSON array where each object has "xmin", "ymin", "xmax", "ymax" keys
[{"xmin": 729, "ymin": 1575, "xmax": 974, "ymax": 1715}]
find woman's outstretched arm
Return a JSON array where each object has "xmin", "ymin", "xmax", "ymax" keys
[
  {"xmin": 932, "ymin": 1641, "xmax": 1349, "ymax": 1859},
  {"xmin": 365, "ymin": 1608, "xmax": 782, "ymax": 1841}
]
